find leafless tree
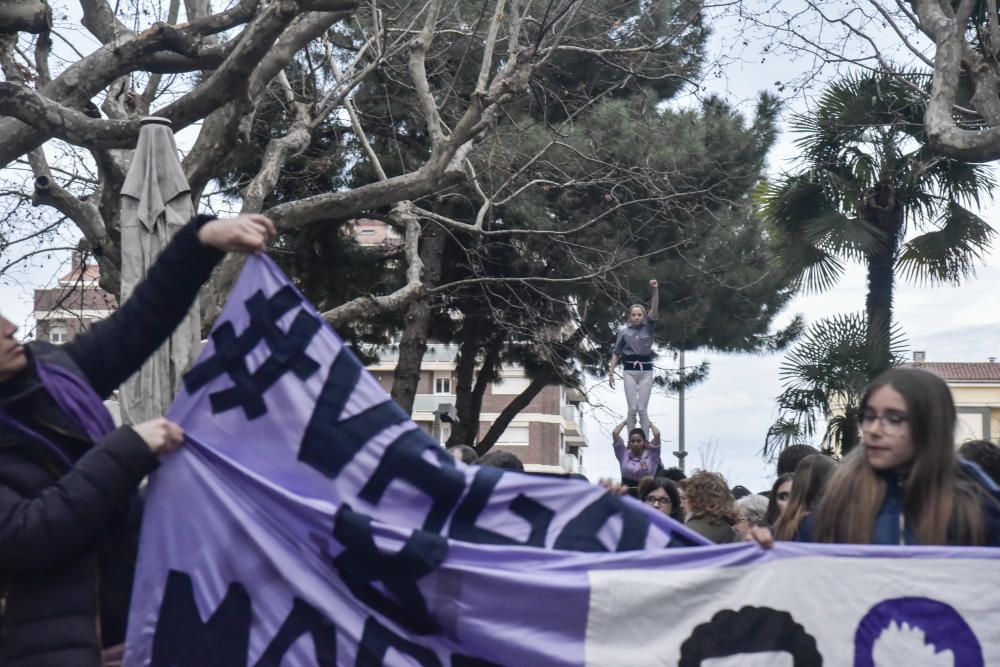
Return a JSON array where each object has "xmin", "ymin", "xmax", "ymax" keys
[
  {"xmin": 0, "ymin": 0, "xmax": 707, "ymax": 322},
  {"xmin": 717, "ymin": 0, "xmax": 1000, "ymax": 161}
]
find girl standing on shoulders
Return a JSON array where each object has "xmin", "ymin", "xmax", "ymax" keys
[{"xmin": 608, "ymin": 279, "xmax": 659, "ymax": 436}]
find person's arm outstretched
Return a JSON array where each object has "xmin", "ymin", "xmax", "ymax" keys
[
  {"xmin": 66, "ymin": 214, "xmax": 275, "ymax": 398},
  {"xmin": 647, "ymin": 279, "xmax": 659, "ymax": 320}
]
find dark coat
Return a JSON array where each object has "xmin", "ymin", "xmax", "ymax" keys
[
  {"xmin": 685, "ymin": 517, "xmax": 738, "ymax": 544},
  {"xmin": 0, "ymin": 216, "xmax": 223, "ymax": 667},
  {"xmin": 797, "ymin": 461, "xmax": 1000, "ymax": 546}
]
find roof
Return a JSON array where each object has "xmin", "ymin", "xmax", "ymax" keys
[
  {"xmin": 59, "ymin": 263, "xmax": 101, "ymax": 284},
  {"xmin": 911, "ymin": 362, "xmax": 1000, "ymax": 383},
  {"xmin": 34, "ymin": 285, "xmax": 118, "ymax": 312}
]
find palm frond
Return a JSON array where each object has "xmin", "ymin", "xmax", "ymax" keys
[
  {"xmin": 764, "ymin": 312, "xmax": 908, "ymax": 459},
  {"xmin": 897, "ymin": 202, "xmax": 996, "ymax": 284},
  {"xmin": 790, "ymin": 71, "xmax": 929, "ymax": 162},
  {"xmin": 763, "ymin": 416, "xmax": 816, "ymax": 461},
  {"xmin": 919, "ymin": 154, "xmax": 997, "ymax": 210}
]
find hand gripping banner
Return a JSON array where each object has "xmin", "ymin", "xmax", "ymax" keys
[{"xmin": 124, "ymin": 255, "xmax": 1000, "ymax": 666}]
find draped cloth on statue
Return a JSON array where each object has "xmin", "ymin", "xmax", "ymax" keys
[{"xmin": 119, "ymin": 116, "xmax": 200, "ymax": 423}]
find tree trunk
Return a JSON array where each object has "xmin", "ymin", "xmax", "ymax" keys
[
  {"xmin": 475, "ymin": 328, "xmax": 587, "ymax": 456},
  {"xmin": 864, "ymin": 205, "xmax": 903, "ymax": 378},
  {"xmin": 390, "ymin": 221, "xmax": 445, "ymax": 414},
  {"xmin": 840, "ymin": 405, "xmax": 861, "ymax": 456},
  {"xmin": 0, "ymin": 0, "xmax": 51, "ymax": 33},
  {"xmin": 447, "ymin": 331, "xmax": 503, "ymax": 447}
]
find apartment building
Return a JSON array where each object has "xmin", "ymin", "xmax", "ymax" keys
[
  {"xmin": 33, "ymin": 247, "xmax": 117, "ymax": 344},
  {"xmin": 912, "ymin": 351, "xmax": 1000, "ymax": 444},
  {"xmin": 368, "ymin": 343, "xmax": 588, "ymax": 474}
]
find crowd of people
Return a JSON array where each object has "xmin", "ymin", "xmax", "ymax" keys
[{"xmin": 608, "ymin": 367, "xmax": 1000, "ymax": 547}]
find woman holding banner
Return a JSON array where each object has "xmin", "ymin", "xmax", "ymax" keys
[
  {"xmin": 0, "ymin": 213, "xmax": 274, "ymax": 667},
  {"xmin": 608, "ymin": 279, "xmax": 659, "ymax": 437}
]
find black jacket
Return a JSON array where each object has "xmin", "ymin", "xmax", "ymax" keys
[{"xmin": 0, "ymin": 215, "xmax": 223, "ymax": 667}]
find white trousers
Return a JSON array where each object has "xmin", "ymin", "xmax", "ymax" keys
[{"xmin": 623, "ymin": 370, "xmax": 653, "ymax": 436}]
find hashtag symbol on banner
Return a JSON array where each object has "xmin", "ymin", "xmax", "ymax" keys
[{"xmin": 184, "ymin": 286, "xmax": 321, "ymax": 419}]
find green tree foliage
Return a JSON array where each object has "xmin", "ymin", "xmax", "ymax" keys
[
  {"xmin": 762, "ymin": 71, "xmax": 996, "ymax": 377},
  {"xmin": 765, "ymin": 312, "xmax": 907, "ymax": 457},
  {"xmin": 221, "ymin": 0, "xmax": 801, "ymax": 452}
]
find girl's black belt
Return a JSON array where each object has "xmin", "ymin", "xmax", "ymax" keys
[{"xmin": 623, "ymin": 360, "xmax": 653, "ymax": 371}]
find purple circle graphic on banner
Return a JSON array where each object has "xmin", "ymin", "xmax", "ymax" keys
[{"xmin": 854, "ymin": 597, "xmax": 982, "ymax": 667}]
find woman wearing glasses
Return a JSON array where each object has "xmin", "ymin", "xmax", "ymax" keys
[
  {"xmin": 638, "ymin": 476, "xmax": 683, "ymax": 522},
  {"xmin": 765, "ymin": 473, "xmax": 794, "ymax": 526},
  {"xmin": 786, "ymin": 367, "xmax": 1000, "ymax": 546}
]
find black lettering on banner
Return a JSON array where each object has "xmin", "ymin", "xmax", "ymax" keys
[
  {"xmin": 449, "ymin": 466, "xmax": 554, "ymax": 547},
  {"xmin": 184, "ymin": 286, "xmax": 321, "ymax": 419},
  {"xmin": 553, "ymin": 493, "xmax": 650, "ymax": 552},
  {"xmin": 332, "ymin": 505, "xmax": 448, "ymax": 635},
  {"xmin": 299, "ymin": 345, "xmax": 410, "ymax": 479},
  {"xmin": 359, "ymin": 428, "xmax": 467, "ymax": 534},
  {"xmin": 151, "ymin": 570, "xmax": 251, "ymax": 666},
  {"xmin": 356, "ymin": 617, "xmax": 443, "ymax": 667},
  {"xmin": 254, "ymin": 598, "xmax": 337, "ymax": 667}
]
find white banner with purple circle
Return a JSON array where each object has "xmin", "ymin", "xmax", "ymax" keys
[{"xmin": 123, "ymin": 255, "xmax": 1000, "ymax": 666}]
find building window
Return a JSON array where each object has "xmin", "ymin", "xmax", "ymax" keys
[
  {"xmin": 491, "ymin": 376, "xmax": 531, "ymax": 395},
  {"xmin": 435, "ymin": 376, "xmax": 452, "ymax": 394},
  {"xmin": 495, "ymin": 425, "xmax": 529, "ymax": 446},
  {"xmin": 49, "ymin": 326, "xmax": 68, "ymax": 344}
]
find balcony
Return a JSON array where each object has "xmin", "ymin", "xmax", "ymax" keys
[
  {"xmin": 377, "ymin": 343, "xmax": 460, "ymax": 364},
  {"xmin": 411, "ymin": 393, "xmax": 457, "ymax": 414}
]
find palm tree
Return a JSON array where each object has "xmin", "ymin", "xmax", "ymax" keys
[
  {"xmin": 765, "ymin": 312, "xmax": 907, "ymax": 457},
  {"xmin": 763, "ymin": 71, "xmax": 996, "ymax": 377}
]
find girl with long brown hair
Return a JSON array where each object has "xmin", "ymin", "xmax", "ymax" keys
[
  {"xmin": 803, "ymin": 367, "xmax": 1000, "ymax": 545},
  {"xmin": 772, "ymin": 454, "xmax": 838, "ymax": 541}
]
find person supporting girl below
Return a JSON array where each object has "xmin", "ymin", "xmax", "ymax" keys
[
  {"xmin": 612, "ymin": 420, "xmax": 661, "ymax": 491},
  {"xmin": 754, "ymin": 367, "xmax": 1000, "ymax": 547},
  {"xmin": 608, "ymin": 279, "xmax": 659, "ymax": 436}
]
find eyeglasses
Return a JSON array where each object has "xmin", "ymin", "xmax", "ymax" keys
[
  {"xmin": 858, "ymin": 410, "xmax": 909, "ymax": 435},
  {"xmin": 644, "ymin": 496, "xmax": 672, "ymax": 507}
]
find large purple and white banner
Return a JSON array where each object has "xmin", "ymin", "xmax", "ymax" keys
[{"xmin": 124, "ymin": 256, "xmax": 1000, "ymax": 666}]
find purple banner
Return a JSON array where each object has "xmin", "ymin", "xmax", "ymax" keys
[{"xmin": 124, "ymin": 256, "xmax": 1000, "ymax": 666}]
